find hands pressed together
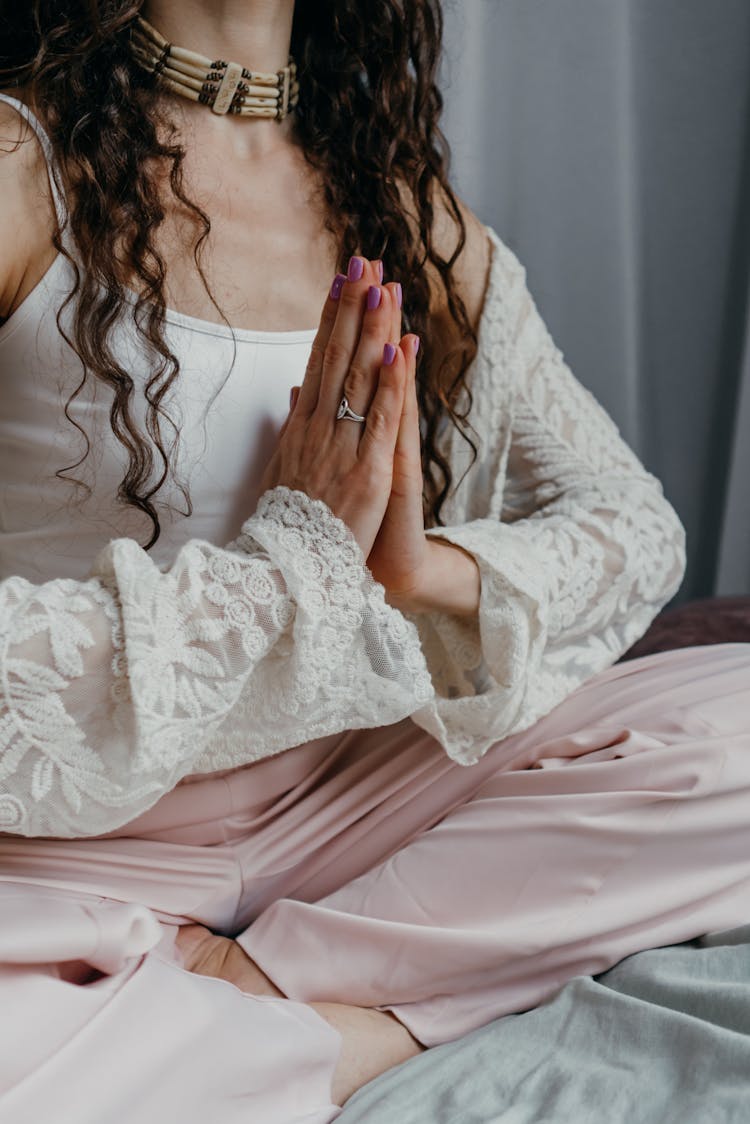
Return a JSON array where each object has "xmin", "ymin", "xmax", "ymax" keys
[{"xmin": 260, "ymin": 255, "xmax": 480, "ymax": 618}]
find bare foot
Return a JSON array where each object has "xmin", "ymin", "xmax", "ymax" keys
[
  {"xmin": 175, "ymin": 923, "xmax": 426, "ymax": 1105},
  {"xmin": 175, "ymin": 923, "xmax": 284, "ymax": 997}
]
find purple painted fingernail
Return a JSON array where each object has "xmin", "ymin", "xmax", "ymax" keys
[
  {"xmin": 383, "ymin": 342, "xmax": 397, "ymax": 366},
  {"xmin": 413, "ymin": 336, "xmax": 421, "ymax": 355},
  {"xmin": 376, "ymin": 260, "xmax": 384, "ymax": 283},
  {"xmin": 394, "ymin": 282, "xmax": 403, "ymax": 309},
  {"xmin": 347, "ymin": 256, "xmax": 364, "ymax": 282},
  {"xmin": 330, "ymin": 273, "xmax": 346, "ymax": 300},
  {"xmin": 367, "ymin": 285, "xmax": 382, "ymax": 311}
]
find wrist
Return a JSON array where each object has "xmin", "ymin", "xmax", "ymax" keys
[{"xmin": 385, "ymin": 538, "xmax": 481, "ymax": 617}]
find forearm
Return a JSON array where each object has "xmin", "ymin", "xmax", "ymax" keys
[
  {"xmin": 1, "ymin": 487, "xmax": 433, "ymax": 838},
  {"xmin": 384, "ymin": 537, "xmax": 481, "ymax": 618}
]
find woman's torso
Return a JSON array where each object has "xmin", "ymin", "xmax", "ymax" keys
[
  {"xmin": 0, "ymin": 93, "xmax": 356, "ymax": 888},
  {"xmin": 0, "ymin": 92, "xmax": 336, "ymax": 579}
]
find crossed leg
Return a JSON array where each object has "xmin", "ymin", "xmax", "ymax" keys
[
  {"xmin": 178, "ymin": 643, "xmax": 750, "ymax": 1101},
  {"xmin": 175, "ymin": 922, "xmax": 425, "ymax": 1105}
]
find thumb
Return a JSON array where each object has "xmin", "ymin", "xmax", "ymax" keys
[{"xmin": 277, "ymin": 385, "xmax": 301, "ymax": 441}]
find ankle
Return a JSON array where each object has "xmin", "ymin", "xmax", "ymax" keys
[{"xmin": 309, "ymin": 1001, "xmax": 425, "ymax": 1106}]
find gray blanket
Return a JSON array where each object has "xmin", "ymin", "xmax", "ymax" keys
[{"xmin": 337, "ymin": 925, "xmax": 750, "ymax": 1123}]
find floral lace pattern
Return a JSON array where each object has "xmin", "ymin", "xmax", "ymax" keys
[
  {"xmin": 408, "ymin": 230, "xmax": 686, "ymax": 761},
  {"xmin": 0, "ymin": 226, "xmax": 686, "ymax": 835},
  {"xmin": 0, "ymin": 489, "xmax": 432, "ymax": 837}
]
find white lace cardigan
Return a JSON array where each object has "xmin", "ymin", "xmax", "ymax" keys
[{"xmin": 0, "ymin": 227, "xmax": 686, "ymax": 837}]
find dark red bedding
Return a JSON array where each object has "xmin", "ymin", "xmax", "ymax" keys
[{"xmin": 618, "ymin": 596, "xmax": 750, "ymax": 662}]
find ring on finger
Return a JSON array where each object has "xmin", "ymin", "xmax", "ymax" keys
[{"xmin": 336, "ymin": 396, "xmax": 367, "ymax": 423}]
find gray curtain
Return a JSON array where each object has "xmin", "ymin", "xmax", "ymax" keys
[{"xmin": 440, "ymin": 0, "xmax": 750, "ymax": 605}]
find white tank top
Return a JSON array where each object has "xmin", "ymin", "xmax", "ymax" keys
[{"xmin": 0, "ymin": 93, "xmax": 316, "ymax": 583}]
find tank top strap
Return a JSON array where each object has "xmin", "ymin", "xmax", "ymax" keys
[{"xmin": 0, "ymin": 92, "xmax": 69, "ymax": 236}]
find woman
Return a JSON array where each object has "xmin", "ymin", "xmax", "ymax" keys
[{"xmin": 0, "ymin": 1, "xmax": 748, "ymax": 1120}]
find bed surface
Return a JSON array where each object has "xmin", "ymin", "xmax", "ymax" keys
[
  {"xmin": 618, "ymin": 595, "xmax": 750, "ymax": 661},
  {"xmin": 338, "ymin": 924, "xmax": 750, "ymax": 1123}
]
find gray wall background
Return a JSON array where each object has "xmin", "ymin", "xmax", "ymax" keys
[{"xmin": 439, "ymin": 0, "xmax": 750, "ymax": 606}]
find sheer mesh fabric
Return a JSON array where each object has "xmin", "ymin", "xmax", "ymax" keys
[
  {"xmin": 0, "ymin": 228, "xmax": 686, "ymax": 837},
  {"xmin": 407, "ymin": 231, "xmax": 685, "ymax": 759}
]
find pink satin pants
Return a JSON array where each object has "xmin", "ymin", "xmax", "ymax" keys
[{"xmin": 1, "ymin": 644, "xmax": 749, "ymax": 1123}]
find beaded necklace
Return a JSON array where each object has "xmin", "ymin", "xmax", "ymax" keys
[{"xmin": 131, "ymin": 16, "xmax": 299, "ymax": 120}]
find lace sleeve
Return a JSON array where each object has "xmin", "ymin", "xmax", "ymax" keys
[
  {"xmin": 409, "ymin": 236, "xmax": 687, "ymax": 764},
  {"xmin": 0, "ymin": 486, "xmax": 432, "ymax": 838}
]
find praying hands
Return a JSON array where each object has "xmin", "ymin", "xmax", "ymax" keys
[{"xmin": 261, "ymin": 255, "xmax": 481, "ymax": 617}]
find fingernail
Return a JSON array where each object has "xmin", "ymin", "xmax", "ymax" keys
[
  {"xmin": 394, "ymin": 282, "xmax": 403, "ymax": 309},
  {"xmin": 289, "ymin": 387, "xmax": 296, "ymax": 408},
  {"xmin": 413, "ymin": 336, "xmax": 420, "ymax": 355},
  {"xmin": 383, "ymin": 342, "xmax": 397, "ymax": 366},
  {"xmin": 375, "ymin": 260, "xmax": 384, "ymax": 283},
  {"xmin": 347, "ymin": 256, "xmax": 364, "ymax": 282},
  {"xmin": 330, "ymin": 273, "xmax": 346, "ymax": 300},
  {"xmin": 367, "ymin": 285, "xmax": 382, "ymax": 311}
]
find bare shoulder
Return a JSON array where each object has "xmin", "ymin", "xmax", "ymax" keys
[
  {"xmin": 427, "ymin": 184, "xmax": 493, "ymax": 335},
  {"xmin": 393, "ymin": 180, "xmax": 493, "ymax": 371},
  {"xmin": 0, "ymin": 91, "xmax": 58, "ymax": 322}
]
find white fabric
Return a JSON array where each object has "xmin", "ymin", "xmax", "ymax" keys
[
  {"xmin": 0, "ymin": 94, "xmax": 686, "ymax": 839},
  {"xmin": 0, "ymin": 97, "xmax": 319, "ymax": 582}
]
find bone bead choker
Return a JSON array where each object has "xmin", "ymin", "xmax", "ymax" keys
[{"xmin": 131, "ymin": 16, "xmax": 299, "ymax": 120}]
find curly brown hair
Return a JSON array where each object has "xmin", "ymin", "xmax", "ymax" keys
[{"xmin": 0, "ymin": 0, "xmax": 478, "ymax": 549}]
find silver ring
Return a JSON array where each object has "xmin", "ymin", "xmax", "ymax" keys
[{"xmin": 336, "ymin": 396, "xmax": 367, "ymax": 423}]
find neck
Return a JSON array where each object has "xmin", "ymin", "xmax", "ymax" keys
[
  {"xmin": 140, "ymin": 0, "xmax": 295, "ymax": 76},
  {"xmin": 139, "ymin": 0, "xmax": 297, "ymax": 154}
]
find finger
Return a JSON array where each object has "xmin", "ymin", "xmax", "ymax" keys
[
  {"xmin": 319, "ymin": 267, "xmax": 393, "ymax": 429},
  {"xmin": 399, "ymin": 335, "xmax": 419, "ymax": 409},
  {"xmin": 276, "ymin": 385, "xmax": 300, "ymax": 442},
  {"xmin": 357, "ymin": 339, "xmax": 407, "ymax": 469},
  {"xmin": 296, "ymin": 257, "xmax": 381, "ymax": 419},
  {"xmin": 328, "ymin": 284, "xmax": 396, "ymax": 454},
  {"xmin": 316, "ymin": 257, "xmax": 385, "ymax": 421},
  {"xmin": 394, "ymin": 335, "xmax": 422, "ymax": 471},
  {"xmin": 294, "ymin": 273, "xmax": 346, "ymax": 418},
  {"xmin": 384, "ymin": 281, "xmax": 403, "ymax": 343}
]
